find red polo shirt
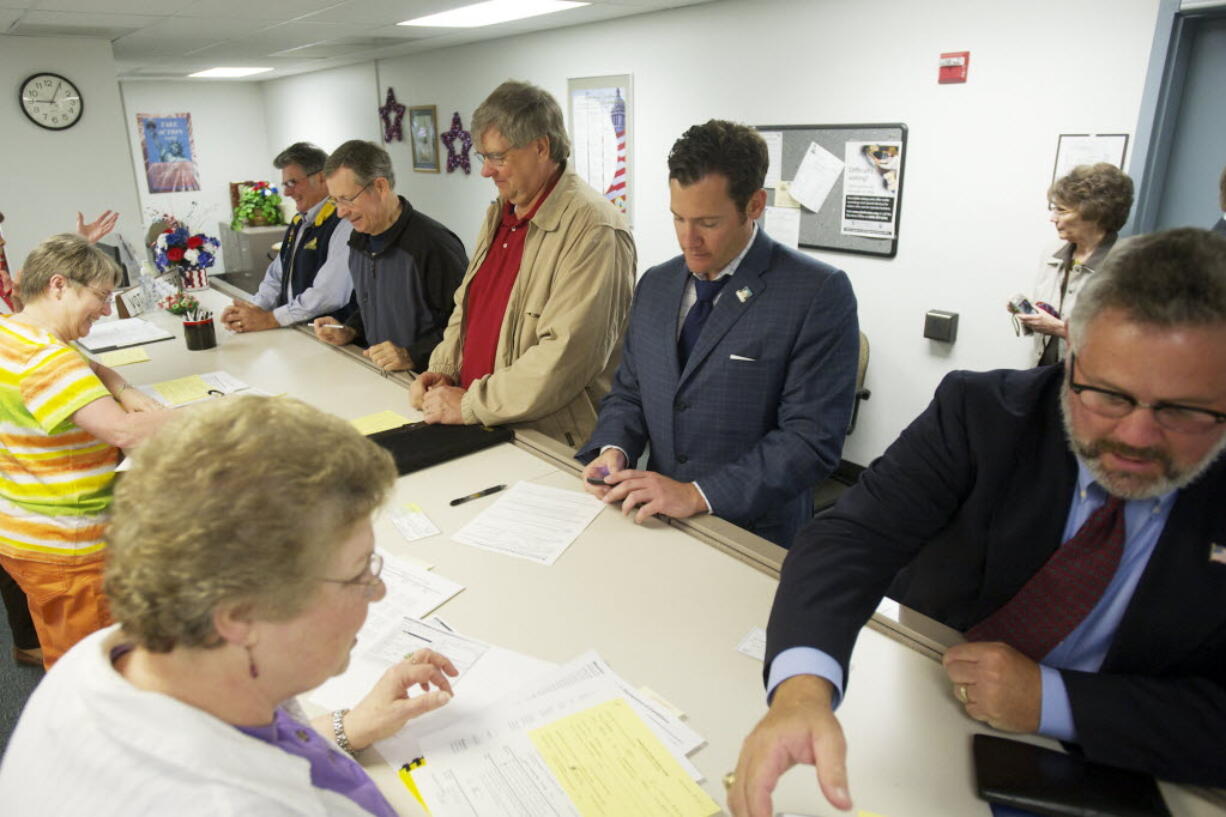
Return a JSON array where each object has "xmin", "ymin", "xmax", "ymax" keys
[{"xmin": 460, "ymin": 173, "xmax": 561, "ymax": 388}]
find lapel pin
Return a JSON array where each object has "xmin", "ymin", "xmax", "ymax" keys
[
  {"xmin": 736, "ymin": 286, "xmax": 752, "ymax": 303},
  {"xmin": 1210, "ymin": 543, "xmax": 1226, "ymax": 565}
]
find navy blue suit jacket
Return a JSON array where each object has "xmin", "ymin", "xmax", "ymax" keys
[
  {"xmin": 578, "ymin": 229, "xmax": 859, "ymax": 547},
  {"xmin": 769, "ymin": 365, "xmax": 1226, "ymax": 784}
]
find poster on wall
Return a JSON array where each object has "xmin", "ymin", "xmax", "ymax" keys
[
  {"xmin": 136, "ymin": 113, "xmax": 200, "ymax": 194},
  {"xmin": 841, "ymin": 141, "xmax": 901, "ymax": 239},
  {"xmin": 568, "ymin": 74, "xmax": 632, "ymax": 225}
]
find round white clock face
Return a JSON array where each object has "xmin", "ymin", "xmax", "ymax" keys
[{"xmin": 19, "ymin": 72, "xmax": 83, "ymax": 130}]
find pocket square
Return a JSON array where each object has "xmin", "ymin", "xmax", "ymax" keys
[{"xmin": 729, "ymin": 354, "xmax": 756, "ymax": 362}]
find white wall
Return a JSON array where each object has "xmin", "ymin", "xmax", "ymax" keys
[
  {"xmin": 261, "ymin": 62, "xmax": 382, "ymax": 156},
  {"xmin": 263, "ymin": 0, "xmax": 1160, "ymax": 463},
  {"xmin": 0, "ymin": 36, "xmax": 142, "ymax": 268},
  {"xmin": 119, "ymin": 81, "xmax": 272, "ymax": 271}
]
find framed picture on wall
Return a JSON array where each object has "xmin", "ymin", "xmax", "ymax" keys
[
  {"xmin": 136, "ymin": 112, "xmax": 201, "ymax": 193},
  {"xmin": 409, "ymin": 105, "xmax": 440, "ymax": 173},
  {"xmin": 568, "ymin": 74, "xmax": 632, "ymax": 225}
]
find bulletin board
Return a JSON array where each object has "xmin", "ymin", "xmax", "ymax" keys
[{"xmin": 754, "ymin": 123, "xmax": 907, "ymax": 258}]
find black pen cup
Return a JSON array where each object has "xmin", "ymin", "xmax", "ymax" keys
[{"xmin": 184, "ymin": 318, "xmax": 217, "ymax": 351}]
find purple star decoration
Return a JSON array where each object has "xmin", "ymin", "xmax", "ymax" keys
[
  {"xmin": 380, "ymin": 88, "xmax": 406, "ymax": 143},
  {"xmin": 441, "ymin": 111, "xmax": 473, "ymax": 174}
]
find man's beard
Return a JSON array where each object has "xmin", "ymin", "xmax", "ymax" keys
[{"xmin": 1060, "ymin": 388, "xmax": 1226, "ymax": 500}]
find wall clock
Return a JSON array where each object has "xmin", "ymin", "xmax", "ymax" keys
[{"xmin": 19, "ymin": 72, "xmax": 84, "ymax": 130}]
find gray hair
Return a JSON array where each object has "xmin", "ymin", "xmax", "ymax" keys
[
  {"xmin": 273, "ymin": 142, "xmax": 328, "ymax": 176},
  {"xmin": 1069, "ymin": 228, "xmax": 1226, "ymax": 351},
  {"xmin": 106, "ymin": 395, "xmax": 397, "ymax": 652},
  {"xmin": 472, "ymin": 80, "xmax": 570, "ymax": 164},
  {"xmin": 324, "ymin": 139, "xmax": 395, "ymax": 189},
  {"xmin": 18, "ymin": 233, "xmax": 122, "ymax": 303}
]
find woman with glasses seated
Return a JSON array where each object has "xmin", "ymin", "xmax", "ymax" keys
[
  {"xmin": 0, "ymin": 233, "xmax": 169, "ymax": 668},
  {"xmin": 0, "ymin": 396, "xmax": 457, "ymax": 815}
]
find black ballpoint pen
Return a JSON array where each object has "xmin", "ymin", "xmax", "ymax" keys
[{"xmin": 450, "ymin": 484, "xmax": 506, "ymax": 506}]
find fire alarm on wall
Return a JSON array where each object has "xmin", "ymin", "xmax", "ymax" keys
[{"xmin": 939, "ymin": 51, "xmax": 970, "ymax": 84}]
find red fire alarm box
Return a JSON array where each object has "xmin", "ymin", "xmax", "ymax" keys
[{"xmin": 939, "ymin": 51, "xmax": 969, "ymax": 84}]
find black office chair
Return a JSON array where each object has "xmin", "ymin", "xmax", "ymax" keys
[{"xmin": 813, "ymin": 331, "xmax": 871, "ymax": 513}]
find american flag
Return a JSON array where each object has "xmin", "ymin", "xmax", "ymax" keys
[{"xmin": 604, "ymin": 91, "xmax": 628, "ymax": 214}]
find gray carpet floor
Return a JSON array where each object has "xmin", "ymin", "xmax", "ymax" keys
[{"xmin": 0, "ymin": 603, "xmax": 45, "ymax": 761}]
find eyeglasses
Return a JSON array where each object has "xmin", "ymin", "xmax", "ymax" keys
[
  {"xmin": 318, "ymin": 551, "xmax": 384, "ymax": 598},
  {"xmin": 282, "ymin": 175, "xmax": 310, "ymax": 191},
  {"xmin": 73, "ymin": 281, "xmax": 113, "ymax": 303},
  {"xmin": 1068, "ymin": 353, "xmax": 1226, "ymax": 434},
  {"xmin": 333, "ymin": 182, "xmax": 372, "ymax": 206},
  {"xmin": 474, "ymin": 149, "xmax": 513, "ymax": 168}
]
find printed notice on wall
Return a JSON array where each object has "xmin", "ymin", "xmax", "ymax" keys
[{"xmin": 841, "ymin": 141, "xmax": 901, "ymax": 239}]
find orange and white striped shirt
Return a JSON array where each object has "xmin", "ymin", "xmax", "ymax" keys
[{"xmin": 0, "ymin": 315, "xmax": 117, "ymax": 563}]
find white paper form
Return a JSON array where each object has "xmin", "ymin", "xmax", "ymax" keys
[
  {"xmin": 136, "ymin": 370, "xmax": 252, "ymax": 407},
  {"xmin": 357, "ymin": 550, "xmax": 462, "ymax": 650},
  {"xmin": 789, "ymin": 140, "xmax": 845, "ymax": 213},
  {"xmin": 736, "ymin": 626, "xmax": 767, "ymax": 661},
  {"xmin": 307, "ymin": 618, "xmax": 488, "ymax": 716},
  {"xmin": 376, "ymin": 643, "xmax": 557, "ymax": 765},
  {"xmin": 761, "ymin": 130, "xmax": 784, "ymax": 188},
  {"xmin": 520, "ymin": 651, "xmax": 705, "ymax": 762},
  {"xmin": 78, "ymin": 317, "xmax": 173, "ymax": 352},
  {"xmin": 451, "ymin": 481, "xmax": 604, "ymax": 566},
  {"xmin": 764, "ymin": 205, "xmax": 801, "ymax": 248},
  {"xmin": 415, "ymin": 675, "xmax": 625, "ymax": 817},
  {"xmin": 389, "ymin": 503, "xmax": 440, "ymax": 542},
  {"xmin": 364, "ymin": 617, "xmax": 487, "ymax": 674}
]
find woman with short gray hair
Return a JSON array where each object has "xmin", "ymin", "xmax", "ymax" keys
[
  {"xmin": 0, "ymin": 233, "xmax": 168, "ymax": 668},
  {"xmin": 0, "ymin": 395, "xmax": 457, "ymax": 815}
]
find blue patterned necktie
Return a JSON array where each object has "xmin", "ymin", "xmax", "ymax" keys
[{"xmin": 678, "ymin": 276, "xmax": 730, "ymax": 367}]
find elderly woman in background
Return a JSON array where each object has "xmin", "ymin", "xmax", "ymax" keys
[
  {"xmin": 0, "ymin": 396, "xmax": 457, "ymax": 815},
  {"xmin": 1018, "ymin": 162, "xmax": 1134, "ymax": 364},
  {"xmin": 0, "ymin": 233, "xmax": 168, "ymax": 668}
]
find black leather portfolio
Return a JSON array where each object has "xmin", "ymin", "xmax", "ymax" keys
[{"xmin": 366, "ymin": 422, "xmax": 514, "ymax": 475}]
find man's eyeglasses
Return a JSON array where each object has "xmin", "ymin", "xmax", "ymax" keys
[
  {"xmin": 318, "ymin": 551, "xmax": 384, "ymax": 598},
  {"xmin": 282, "ymin": 174, "xmax": 312, "ymax": 192},
  {"xmin": 1068, "ymin": 352, "xmax": 1226, "ymax": 434},
  {"xmin": 474, "ymin": 149, "xmax": 513, "ymax": 168},
  {"xmin": 333, "ymin": 182, "xmax": 372, "ymax": 206}
]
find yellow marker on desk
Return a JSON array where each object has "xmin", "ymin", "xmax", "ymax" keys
[{"xmin": 398, "ymin": 757, "xmax": 430, "ymax": 813}]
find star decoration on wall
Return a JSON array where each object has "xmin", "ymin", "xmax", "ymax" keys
[
  {"xmin": 379, "ymin": 87, "xmax": 406, "ymax": 143},
  {"xmin": 440, "ymin": 111, "xmax": 473, "ymax": 174}
]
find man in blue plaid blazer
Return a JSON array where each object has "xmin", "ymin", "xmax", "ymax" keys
[{"xmin": 577, "ymin": 121, "xmax": 859, "ymax": 548}]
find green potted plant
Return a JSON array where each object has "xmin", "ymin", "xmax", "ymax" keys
[{"xmin": 230, "ymin": 181, "xmax": 286, "ymax": 230}]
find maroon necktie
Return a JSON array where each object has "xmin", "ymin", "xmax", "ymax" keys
[{"xmin": 966, "ymin": 495, "xmax": 1126, "ymax": 660}]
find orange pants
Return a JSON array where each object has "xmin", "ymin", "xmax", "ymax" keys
[{"xmin": 0, "ymin": 552, "xmax": 111, "ymax": 669}]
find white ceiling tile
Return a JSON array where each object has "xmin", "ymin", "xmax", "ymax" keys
[
  {"xmin": 35, "ymin": 0, "xmax": 193, "ymax": 13},
  {"xmin": 174, "ymin": 0, "xmax": 343, "ymax": 21},
  {"xmin": 304, "ymin": 0, "xmax": 488, "ymax": 26}
]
